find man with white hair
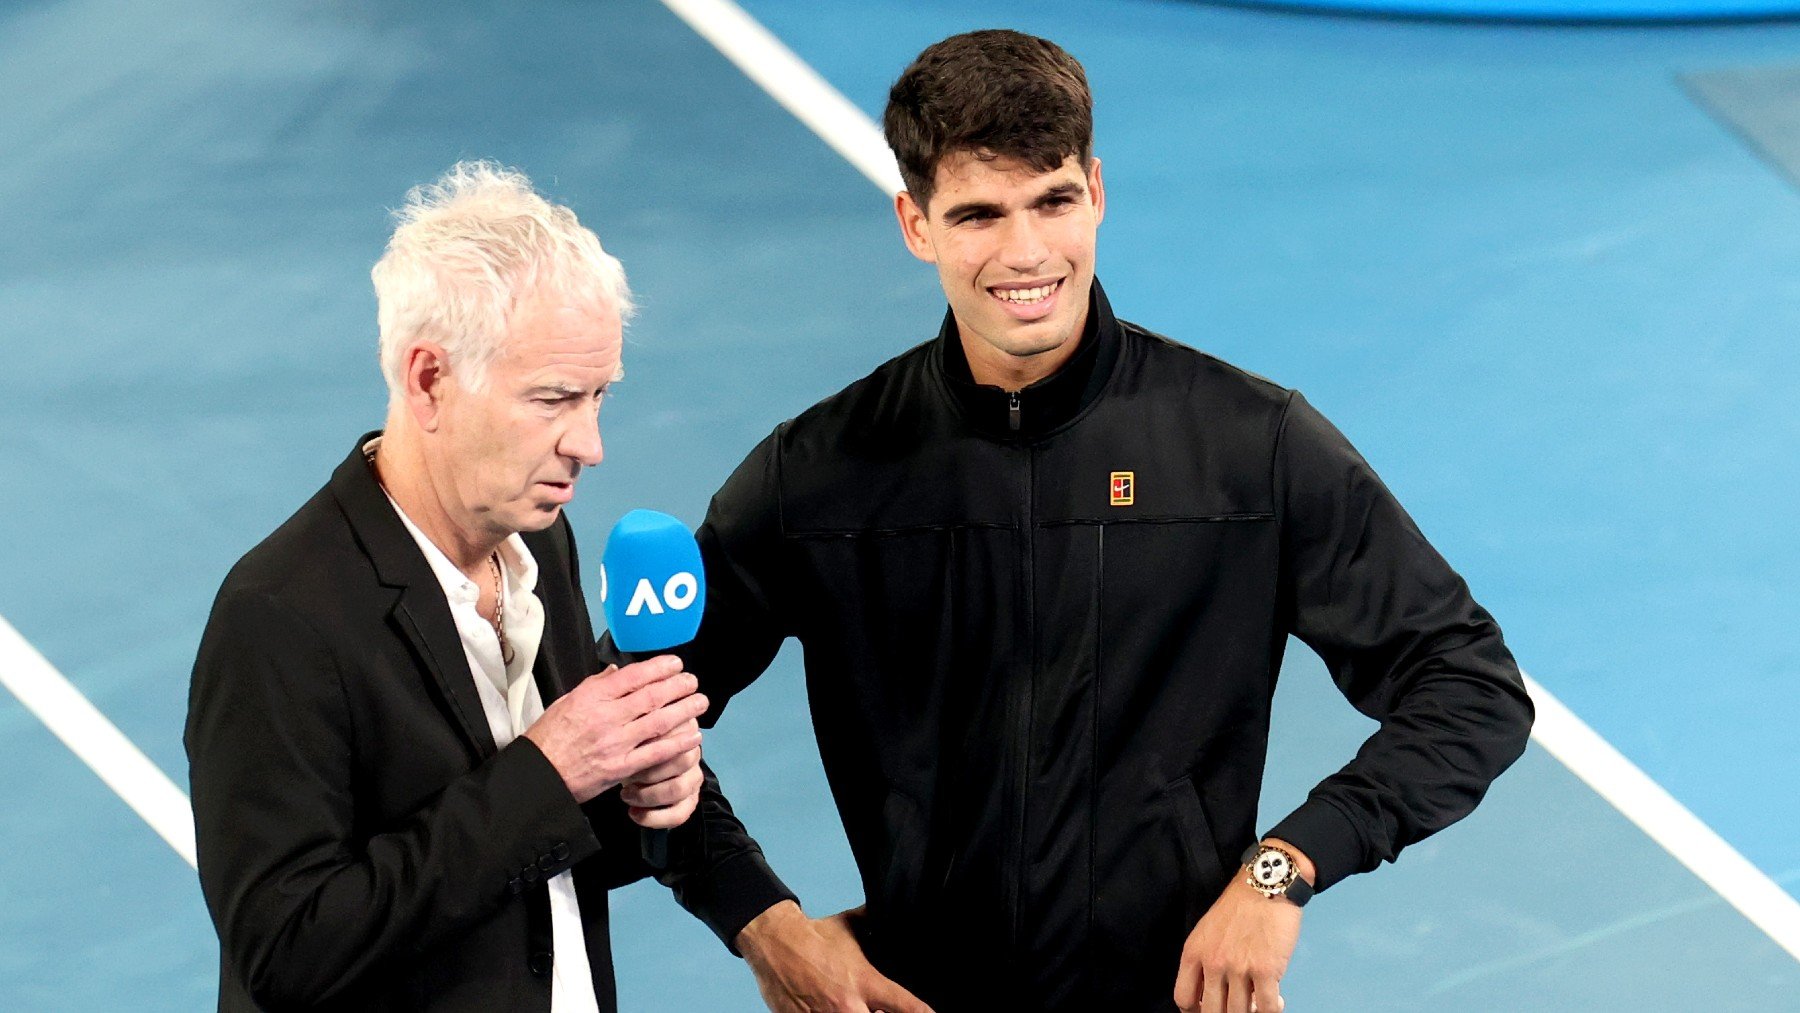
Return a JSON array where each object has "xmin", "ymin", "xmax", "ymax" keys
[{"xmin": 186, "ymin": 161, "xmax": 729, "ymax": 1011}]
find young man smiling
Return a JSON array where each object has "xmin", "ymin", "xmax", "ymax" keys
[
  {"xmin": 908, "ymin": 145, "xmax": 1103, "ymax": 391},
  {"xmin": 652, "ymin": 31, "xmax": 1534, "ymax": 1013}
]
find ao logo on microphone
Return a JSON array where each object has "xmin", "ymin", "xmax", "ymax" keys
[
  {"xmin": 623, "ymin": 570, "xmax": 698, "ymax": 616},
  {"xmin": 600, "ymin": 509, "xmax": 707, "ymax": 652}
]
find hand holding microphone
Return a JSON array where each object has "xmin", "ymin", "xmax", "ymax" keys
[
  {"xmin": 522, "ymin": 654, "xmax": 706, "ymax": 806},
  {"xmin": 525, "ymin": 510, "xmax": 711, "ymax": 828}
]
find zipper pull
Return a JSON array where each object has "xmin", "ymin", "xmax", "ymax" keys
[{"xmin": 1008, "ymin": 390, "xmax": 1021, "ymax": 432}]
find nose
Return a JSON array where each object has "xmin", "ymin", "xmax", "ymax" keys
[
  {"xmin": 559, "ymin": 402, "xmax": 605, "ymax": 468},
  {"xmin": 998, "ymin": 214, "xmax": 1048, "ymax": 273}
]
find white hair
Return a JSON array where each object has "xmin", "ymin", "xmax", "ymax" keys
[{"xmin": 371, "ymin": 160, "xmax": 633, "ymax": 395}]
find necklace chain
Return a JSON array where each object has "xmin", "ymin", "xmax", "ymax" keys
[{"xmin": 488, "ymin": 553, "xmax": 515, "ymax": 666}]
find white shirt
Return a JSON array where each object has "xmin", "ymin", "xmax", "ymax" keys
[{"xmin": 375, "ymin": 455, "xmax": 600, "ymax": 1012}]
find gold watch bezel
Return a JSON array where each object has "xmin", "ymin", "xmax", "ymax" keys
[{"xmin": 1244, "ymin": 843, "xmax": 1300, "ymax": 899}]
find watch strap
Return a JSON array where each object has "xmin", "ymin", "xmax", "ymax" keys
[{"xmin": 1286, "ymin": 871, "xmax": 1314, "ymax": 907}]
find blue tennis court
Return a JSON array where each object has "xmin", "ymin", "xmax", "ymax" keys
[{"xmin": 2, "ymin": 0, "xmax": 1797, "ymax": 1008}]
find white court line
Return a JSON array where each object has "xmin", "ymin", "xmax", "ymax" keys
[
  {"xmin": 0, "ymin": 614, "xmax": 197, "ymax": 868},
  {"xmin": 1524, "ymin": 672, "xmax": 1800, "ymax": 960},
  {"xmin": 661, "ymin": 0, "xmax": 1800, "ymax": 964},
  {"xmin": 658, "ymin": 0, "xmax": 905, "ymax": 196}
]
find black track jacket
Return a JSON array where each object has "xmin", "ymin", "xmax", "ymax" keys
[{"xmin": 653, "ymin": 282, "xmax": 1534, "ymax": 1011}]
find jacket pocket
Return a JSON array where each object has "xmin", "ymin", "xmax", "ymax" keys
[
  {"xmin": 861, "ymin": 786, "xmax": 933, "ymax": 981},
  {"xmin": 867, "ymin": 787, "xmax": 929, "ymax": 924},
  {"xmin": 1165, "ymin": 774, "xmax": 1225, "ymax": 925},
  {"xmin": 881, "ymin": 787, "xmax": 926, "ymax": 894}
]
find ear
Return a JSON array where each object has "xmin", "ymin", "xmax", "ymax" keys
[
  {"xmin": 894, "ymin": 190, "xmax": 937, "ymax": 264},
  {"xmin": 400, "ymin": 340, "xmax": 453, "ymax": 433},
  {"xmin": 1088, "ymin": 156, "xmax": 1106, "ymax": 227}
]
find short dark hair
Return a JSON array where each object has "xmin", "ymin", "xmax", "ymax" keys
[{"xmin": 883, "ymin": 30, "xmax": 1093, "ymax": 210}]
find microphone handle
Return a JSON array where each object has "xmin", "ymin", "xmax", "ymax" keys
[{"xmin": 617, "ymin": 648, "xmax": 676, "ymax": 870}]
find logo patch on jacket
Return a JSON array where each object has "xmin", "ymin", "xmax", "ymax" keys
[{"xmin": 1110, "ymin": 471, "xmax": 1134, "ymax": 506}]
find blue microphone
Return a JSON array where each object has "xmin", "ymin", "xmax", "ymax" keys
[
  {"xmin": 598, "ymin": 509, "xmax": 705, "ymax": 870},
  {"xmin": 601, "ymin": 509, "xmax": 705, "ymax": 653}
]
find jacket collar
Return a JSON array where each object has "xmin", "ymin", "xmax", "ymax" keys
[
  {"xmin": 934, "ymin": 278, "xmax": 1122, "ymax": 441},
  {"xmin": 324, "ymin": 435, "xmax": 504, "ymax": 758}
]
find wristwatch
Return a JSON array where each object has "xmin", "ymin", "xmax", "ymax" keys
[{"xmin": 1240, "ymin": 842, "xmax": 1313, "ymax": 908}]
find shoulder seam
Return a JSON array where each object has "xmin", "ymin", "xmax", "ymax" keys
[
  {"xmin": 1271, "ymin": 389, "xmax": 1300, "ymax": 530},
  {"xmin": 1119, "ymin": 320, "xmax": 1289, "ymax": 395}
]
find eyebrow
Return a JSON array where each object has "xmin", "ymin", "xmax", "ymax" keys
[
  {"xmin": 526, "ymin": 370, "xmax": 625, "ymax": 398},
  {"xmin": 938, "ymin": 181, "xmax": 1086, "ymax": 222},
  {"xmin": 939, "ymin": 198, "xmax": 1002, "ymax": 222}
]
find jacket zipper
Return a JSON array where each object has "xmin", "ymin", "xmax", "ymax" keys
[
  {"xmin": 1008, "ymin": 390, "xmax": 1022, "ymax": 432},
  {"xmin": 1007, "ymin": 440, "xmax": 1037, "ymax": 961}
]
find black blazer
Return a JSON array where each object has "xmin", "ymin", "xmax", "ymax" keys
[{"xmin": 186, "ymin": 436, "xmax": 654, "ymax": 1011}]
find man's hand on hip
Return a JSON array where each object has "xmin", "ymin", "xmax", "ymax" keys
[
  {"xmin": 1173, "ymin": 841, "xmax": 1311, "ymax": 1013},
  {"xmin": 737, "ymin": 900, "xmax": 935, "ymax": 1013},
  {"xmin": 523, "ymin": 655, "xmax": 707, "ymax": 804}
]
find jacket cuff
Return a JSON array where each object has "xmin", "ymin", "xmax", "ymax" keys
[
  {"xmin": 680, "ymin": 850, "xmax": 798, "ymax": 956},
  {"xmin": 493, "ymin": 737, "xmax": 602, "ymax": 888},
  {"xmin": 1265, "ymin": 798, "xmax": 1365, "ymax": 894}
]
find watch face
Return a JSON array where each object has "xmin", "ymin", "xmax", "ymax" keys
[{"xmin": 1251, "ymin": 848, "xmax": 1294, "ymax": 890}]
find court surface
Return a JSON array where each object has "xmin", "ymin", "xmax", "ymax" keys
[{"xmin": 1, "ymin": 0, "xmax": 1797, "ymax": 1009}]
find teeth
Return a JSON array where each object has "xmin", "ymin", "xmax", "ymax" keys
[{"xmin": 994, "ymin": 282, "xmax": 1057, "ymax": 304}]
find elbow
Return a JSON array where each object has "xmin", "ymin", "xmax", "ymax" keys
[
  {"xmin": 1508, "ymin": 671, "xmax": 1537, "ymax": 759},
  {"xmin": 244, "ymin": 973, "xmax": 328, "ymax": 1011},
  {"xmin": 231, "ymin": 935, "xmax": 331, "ymax": 1009},
  {"xmin": 221, "ymin": 906, "xmax": 362, "ymax": 1008},
  {"xmin": 237, "ymin": 950, "xmax": 367, "ymax": 1009}
]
